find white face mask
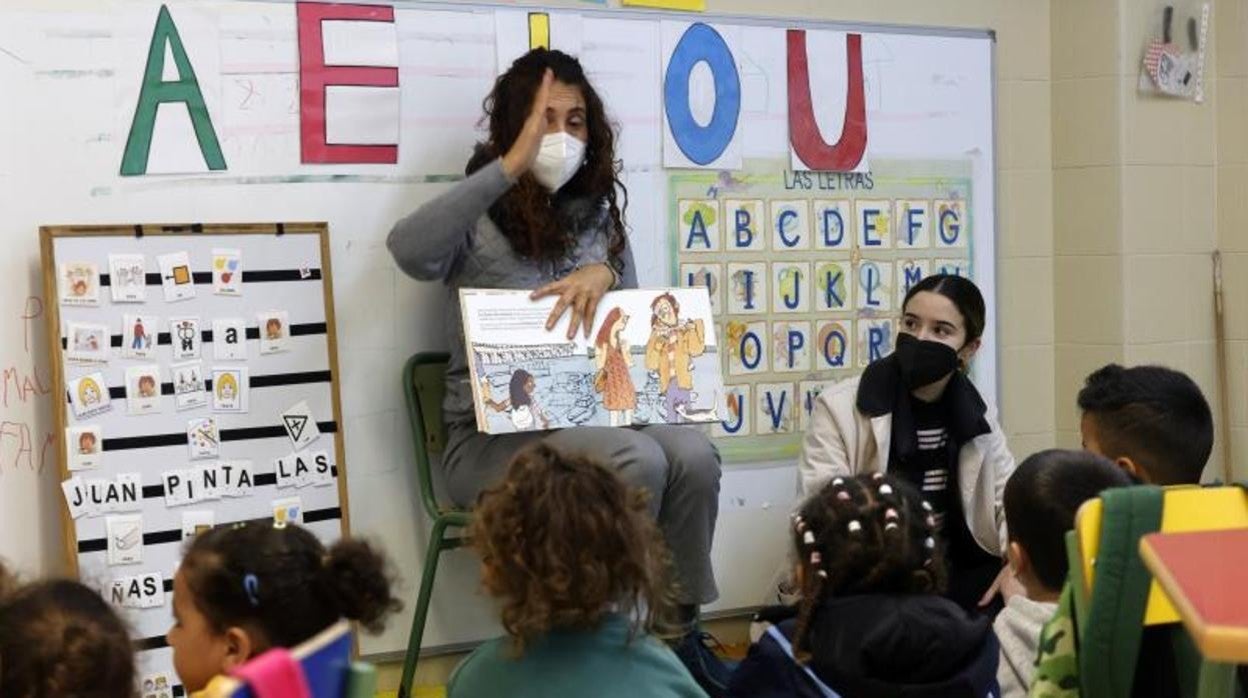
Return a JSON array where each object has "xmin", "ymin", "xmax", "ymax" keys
[{"xmin": 531, "ymin": 131, "xmax": 586, "ymax": 192}]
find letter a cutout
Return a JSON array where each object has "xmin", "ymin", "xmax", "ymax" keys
[
  {"xmin": 120, "ymin": 5, "xmax": 226, "ymax": 176},
  {"xmin": 786, "ymin": 31, "xmax": 867, "ymax": 172}
]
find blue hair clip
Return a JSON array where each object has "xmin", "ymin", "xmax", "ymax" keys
[{"xmin": 243, "ymin": 573, "xmax": 261, "ymax": 607}]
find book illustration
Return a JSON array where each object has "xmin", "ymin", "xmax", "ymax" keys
[{"xmin": 462, "ymin": 288, "xmax": 721, "ymax": 435}]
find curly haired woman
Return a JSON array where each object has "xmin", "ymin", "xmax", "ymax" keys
[{"xmin": 388, "ymin": 48, "xmax": 725, "ymax": 691}]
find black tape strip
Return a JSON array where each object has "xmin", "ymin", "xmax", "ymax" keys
[
  {"xmin": 104, "ymin": 421, "xmax": 338, "ymax": 452},
  {"xmin": 68, "ymin": 371, "xmax": 332, "ymax": 405},
  {"xmin": 77, "ymin": 507, "xmax": 342, "ymax": 553},
  {"xmin": 98, "ymin": 269, "xmax": 322, "ymax": 286},
  {"xmin": 139, "ymin": 468, "xmax": 339, "ymax": 499},
  {"xmin": 62, "ymin": 322, "xmax": 327, "ymax": 349}
]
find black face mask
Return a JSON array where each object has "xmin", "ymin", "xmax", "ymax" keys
[{"xmin": 893, "ymin": 332, "xmax": 960, "ymax": 390}]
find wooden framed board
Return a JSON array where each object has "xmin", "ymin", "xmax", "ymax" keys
[{"xmin": 40, "ymin": 222, "xmax": 350, "ymax": 692}]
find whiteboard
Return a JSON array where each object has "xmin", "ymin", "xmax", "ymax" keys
[{"xmin": 0, "ymin": 0, "xmax": 995, "ymax": 660}]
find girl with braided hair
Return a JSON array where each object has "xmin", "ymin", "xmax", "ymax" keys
[{"xmin": 728, "ymin": 473, "xmax": 1002, "ymax": 698}]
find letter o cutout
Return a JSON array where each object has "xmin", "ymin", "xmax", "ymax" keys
[{"xmin": 664, "ymin": 23, "xmax": 741, "ymax": 166}]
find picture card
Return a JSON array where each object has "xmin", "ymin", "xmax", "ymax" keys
[
  {"xmin": 213, "ymin": 318, "xmax": 247, "ymax": 360},
  {"xmin": 181, "ymin": 510, "xmax": 216, "ymax": 540},
  {"xmin": 106, "ymin": 514, "xmax": 144, "ymax": 566},
  {"xmin": 258, "ymin": 310, "xmax": 290, "ymax": 355},
  {"xmin": 109, "ymin": 572, "xmax": 165, "ymax": 609},
  {"xmin": 272, "ymin": 496, "xmax": 303, "ymax": 527},
  {"xmin": 69, "ymin": 372, "xmax": 112, "ymax": 420},
  {"xmin": 211, "ymin": 367, "xmax": 248, "ymax": 413},
  {"xmin": 108, "ymin": 253, "xmax": 148, "ymax": 303},
  {"xmin": 141, "ymin": 672, "xmax": 173, "ymax": 698},
  {"xmin": 186, "ymin": 417, "xmax": 219, "ymax": 460},
  {"xmin": 274, "ymin": 450, "xmax": 332, "ymax": 489},
  {"xmin": 281, "ymin": 400, "xmax": 320, "ymax": 451},
  {"xmin": 121, "ymin": 314, "xmax": 158, "ymax": 359},
  {"xmin": 67, "ymin": 425, "xmax": 103, "ymax": 471},
  {"xmin": 212, "ymin": 248, "xmax": 243, "ymax": 296},
  {"xmin": 172, "ymin": 361, "xmax": 208, "ymax": 411},
  {"xmin": 158, "ymin": 251, "xmax": 196, "ymax": 302},
  {"xmin": 125, "ymin": 365, "xmax": 162, "ymax": 415},
  {"xmin": 59, "ymin": 261, "xmax": 100, "ymax": 306},
  {"xmin": 65, "ymin": 322, "xmax": 110, "ymax": 365},
  {"xmin": 170, "ymin": 316, "xmax": 202, "ymax": 360}
]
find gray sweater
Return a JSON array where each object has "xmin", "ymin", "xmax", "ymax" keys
[
  {"xmin": 993, "ymin": 594, "xmax": 1057, "ymax": 698},
  {"xmin": 386, "ymin": 157, "xmax": 638, "ymax": 432}
]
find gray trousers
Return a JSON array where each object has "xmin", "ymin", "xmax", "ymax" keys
[{"xmin": 442, "ymin": 423, "xmax": 721, "ymax": 605}]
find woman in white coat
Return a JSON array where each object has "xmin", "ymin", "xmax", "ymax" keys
[{"xmin": 798, "ymin": 274, "xmax": 1015, "ymax": 610}]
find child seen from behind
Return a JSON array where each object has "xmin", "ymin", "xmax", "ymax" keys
[
  {"xmin": 448, "ymin": 443, "xmax": 706, "ymax": 698},
  {"xmin": 0, "ymin": 562, "xmax": 135, "ymax": 698},
  {"xmin": 729, "ymin": 473, "xmax": 1001, "ymax": 698},
  {"xmin": 996, "ymin": 449, "xmax": 1132, "ymax": 697}
]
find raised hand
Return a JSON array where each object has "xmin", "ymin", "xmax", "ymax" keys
[{"xmin": 500, "ymin": 69, "xmax": 554, "ymax": 180}]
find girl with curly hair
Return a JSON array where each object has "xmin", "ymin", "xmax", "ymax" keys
[
  {"xmin": 728, "ymin": 474, "xmax": 1002, "ymax": 698},
  {"xmin": 0, "ymin": 563, "xmax": 134, "ymax": 698},
  {"xmin": 448, "ymin": 443, "xmax": 705, "ymax": 698},
  {"xmin": 388, "ymin": 48, "xmax": 724, "ymax": 690}
]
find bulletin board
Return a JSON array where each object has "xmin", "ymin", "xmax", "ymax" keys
[{"xmin": 40, "ymin": 223, "xmax": 349, "ymax": 694}]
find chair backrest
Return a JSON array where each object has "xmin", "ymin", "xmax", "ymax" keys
[
  {"xmin": 213, "ymin": 621, "xmax": 362, "ymax": 698},
  {"xmin": 1074, "ymin": 485, "xmax": 1248, "ymax": 626},
  {"xmin": 402, "ymin": 352, "xmax": 451, "ymax": 520}
]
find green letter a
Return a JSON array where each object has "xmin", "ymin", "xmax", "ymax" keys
[{"xmin": 120, "ymin": 4, "xmax": 226, "ymax": 176}]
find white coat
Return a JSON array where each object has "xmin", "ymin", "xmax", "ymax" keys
[{"xmin": 798, "ymin": 375, "xmax": 1015, "ymax": 556}]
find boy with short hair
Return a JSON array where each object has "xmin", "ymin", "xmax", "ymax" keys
[
  {"xmin": 1076, "ymin": 364, "xmax": 1213, "ymax": 485},
  {"xmin": 997, "ymin": 449, "xmax": 1133, "ymax": 698}
]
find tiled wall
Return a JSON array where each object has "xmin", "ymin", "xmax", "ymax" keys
[
  {"xmin": 1053, "ymin": 0, "xmax": 1235, "ymax": 481},
  {"xmin": 1217, "ymin": 0, "xmax": 1248, "ymax": 479}
]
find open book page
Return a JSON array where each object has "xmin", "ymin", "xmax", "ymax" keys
[{"xmin": 460, "ymin": 288, "xmax": 722, "ymax": 434}]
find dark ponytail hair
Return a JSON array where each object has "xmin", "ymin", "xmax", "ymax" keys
[
  {"xmin": 790, "ymin": 473, "xmax": 945, "ymax": 660},
  {"xmin": 180, "ymin": 523, "xmax": 400, "ymax": 650},
  {"xmin": 0, "ymin": 563, "xmax": 135, "ymax": 698},
  {"xmin": 902, "ymin": 274, "xmax": 986, "ymax": 343}
]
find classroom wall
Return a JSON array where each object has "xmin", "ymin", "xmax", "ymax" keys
[
  {"xmin": 1052, "ymin": 0, "xmax": 1239, "ymax": 481},
  {"xmin": 1216, "ymin": 0, "xmax": 1248, "ymax": 478}
]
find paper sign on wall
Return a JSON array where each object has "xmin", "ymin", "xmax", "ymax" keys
[
  {"xmin": 125, "ymin": 365, "xmax": 163, "ymax": 415},
  {"xmin": 70, "ymin": 372, "xmax": 113, "ymax": 420},
  {"xmin": 258, "ymin": 310, "xmax": 290, "ymax": 354},
  {"xmin": 187, "ymin": 417, "xmax": 219, "ymax": 460},
  {"xmin": 211, "ymin": 367, "xmax": 248, "ymax": 412},
  {"xmin": 173, "ymin": 361, "xmax": 208, "ymax": 411},
  {"xmin": 281, "ymin": 400, "xmax": 320, "ymax": 450},
  {"xmin": 59, "ymin": 262, "xmax": 100, "ymax": 307},
  {"xmin": 212, "ymin": 248, "xmax": 242, "ymax": 295},
  {"xmin": 109, "ymin": 254, "xmax": 148, "ymax": 303},
  {"xmin": 213, "ymin": 318, "xmax": 247, "ymax": 360},
  {"xmin": 158, "ymin": 252, "xmax": 196, "ymax": 302},
  {"xmin": 66, "ymin": 323, "xmax": 110, "ymax": 365},
  {"xmin": 170, "ymin": 316, "xmax": 202, "ymax": 360},
  {"xmin": 106, "ymin": 514, "xmax": 144, "ymax": 566},
  {"xmin": 122, "ymin": 314, "xmax": 159, "ymax": 359},
  {"xmin": 67, "ymin": 426, "xmax": 103, "ymax": 471}
]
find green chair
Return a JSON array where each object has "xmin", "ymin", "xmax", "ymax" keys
[{"xmin": 398, "ymin": 352, "xmax": 472, "ymax": 698}]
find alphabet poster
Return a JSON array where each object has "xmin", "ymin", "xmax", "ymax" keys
[
  {"xmin": 668, "ymin": 158, "xmax": 974, "ymax": 462},
  {"xmin": 41, "ymin": 224, "xmax": 349, "ymax": 690},
  {"xmin": 461, "ymin": 288, "xmax": 722, "ymax": 433}
]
